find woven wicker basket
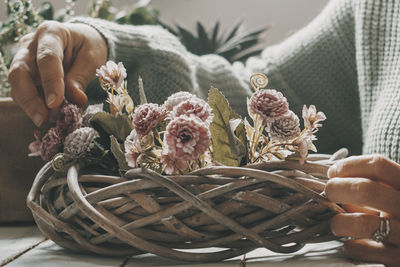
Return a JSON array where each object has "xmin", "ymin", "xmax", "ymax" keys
[{"xmin": 27, "ymin": 152, "xmax": 346, "ymax": 262}]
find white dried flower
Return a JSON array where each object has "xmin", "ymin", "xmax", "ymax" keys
[
  {"xmin": 96, "ymin": 61, "xmax": 127, "ymax": 88},
  {"xmin": 302, "ymin": 105, "xmax": 326, "ymax": 132},
  {"xmin": 82, "ymin": 103, "xmax": 103, "ymax": 126},
  {"xmin": 249, "ymin": 89, "xmax": 289, "ymax": 124},
  {"xmin": 64, "ymin": 127, "xmax": 99, "ymax": 157}
]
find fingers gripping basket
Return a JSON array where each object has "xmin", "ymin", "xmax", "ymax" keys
[{"xmin": 27, "ymin": 155, "xmax": 345, "ymax": 262}]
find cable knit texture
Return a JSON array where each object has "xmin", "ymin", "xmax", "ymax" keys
[{"xmin": 69, "ymin": 0, "xmax": 400, "ymax": 162}]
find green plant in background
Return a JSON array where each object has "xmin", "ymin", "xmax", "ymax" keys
[
  {"xmin": 0, "ymin": 0, "xmax": 267, "ymax": 97},
  {"xmin": 161, "ymin": 20, "xmax": 267, "ymax": 63}
]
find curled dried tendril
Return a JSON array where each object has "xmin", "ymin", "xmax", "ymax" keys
[
  {"xmin": 250, "ymin": 73, "xmax": 268, "ymax": 91},
  {"xmin": 51, "ymin": 153, "xmax": 73, "ymax": 172}
]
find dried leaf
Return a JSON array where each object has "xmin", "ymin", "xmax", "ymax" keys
[
  {"xmin": 138, "ymin": 76, "xmax": 147, "ymax": 104},
  {"xmin": 244, "ymin": 118, "xmax": 254, "ymax": 145},
  {"xmin": 90, "ymin": 112, "xmax": 133, "ymax": 142},
  {"xmin": 110, "ymin": 135, "xmax": 129, "ymax": 171},
  {"xmin": 208, "ymin": 87, "xmax": 247, "ymax": 166},
  {"xmin": 229, "ymin": 118, "xmax": 247, "ymax": 162}
]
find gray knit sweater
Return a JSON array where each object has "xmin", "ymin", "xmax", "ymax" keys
[{"xmin": 70, "ymin": 0, "xmax": 400, "ymax": 163}]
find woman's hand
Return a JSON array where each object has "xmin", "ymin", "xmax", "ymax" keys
[
  {"xmin": 8, "ymin": 21, "xmax": 107, "ymax": 127},
  {"xmin": 326, "ymin": 155, "xmax": 400, "ymax": 266}
]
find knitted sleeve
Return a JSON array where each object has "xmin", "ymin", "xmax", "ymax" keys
[{"xmin": 69, "ymin": 0, "xmax": 361, "ymax": 154}]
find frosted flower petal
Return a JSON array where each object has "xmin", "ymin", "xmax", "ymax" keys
[
  {"xmin": 249, "ymin": 89, "xmax": 289, "ymax": 123},
  {"xmin": 124, "ymin": 129, "xmax": 142, "ymax": 168},
  {"xmin": 132, "ymin": 103, "xmax": 163, "ymax": 136},
  {"xmin": 163, "ymin": 91, "xmax": 197, "ymax": 111},
  {"xmin": 57, "ymin": 103, "xmax": 82, "ymax": 135},
  {"xmin": 302, "ymin": 105, "xmax": 326, "ymax": 131},
  {"xmin": 164, "ymin": 115, "xmax": 211, "ymax": 161},
  {"xmin": 269, "ymin": 111, "xmax": 300, "ymax": 142},
  {"xmin": 82, "ymin": 104, "xmax": 103, "ymax": 126},
  {"xmin": 171, "ymin": 98, "xmax": 214, "ymax": 124},
  {"xmin": 96, "ymin": 61, "xmax": 127, "ymax": 88},
  {"xmin": 40, "ymin": 127, "xmax": 63, "ymax": 162},
  {"xmin": 64, "ymin": 127, "xmax": 99, "ymax": 157}
]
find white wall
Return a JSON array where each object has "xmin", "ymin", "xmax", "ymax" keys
[{"xmin": 1, "ymin": 0, "xmax": 328, "ymax": 46}]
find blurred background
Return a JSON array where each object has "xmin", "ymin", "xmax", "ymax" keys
[
  {"xmin": 0, "ymin": 0, "xmax": 328, "ymax": 96},
  {"xmin": 1, "ymin": 0, "xmax": 328, "ymax": 46}
]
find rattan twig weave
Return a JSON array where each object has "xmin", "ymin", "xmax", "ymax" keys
[{"xmin": 27, "ymin": 152, "xmax": 346, "ymax": 262}]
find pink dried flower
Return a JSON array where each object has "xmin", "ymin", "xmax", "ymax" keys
[
  {"xmin": 132, "ymin": 103, "xmax": 163, "ymax": 136},
  {"xmin": 64, "ymin": 127, "xmax": 99, "ymax": 157},
  {"xmin": 28, "ymin": 130, "xmax": 42, "ymax": 157},
  {"xmin": 249, "ymin": 89, "xmax": 289, "ymax": 123},
  {"xmin": 268, "ymin": 111, "xmax": 300, "ymax": 142},
  {"xmin": 164, "ymin": 115, "xmax": 211, "ymax": 161},
  {"xmin": 296, "ymin": 135, "xmax": 317, "ymax": 164},
  {"xmin": 302, "ymin": 105, "xmax": 326, "ymax": 132},
  {"xmin": 57, "ymin": 103, "xmax": 83, "ymax": 135},
  {"xmin": 96, "ymin": 61, "xmax": 127, "ymax": 88},
  {"xmin": 160, "ymin": 150, "xmax": 188, "ymax": 175},
  {"xmin": 163, "ymin": 91, "xmax": 197, "ymax": 111},
  {"xmin": 171, "ymin": 98, "xmax": 214, "ymax": 124},
  {"xmin": 298, "ymin": 138, "xmax": 308, "ymax": 165},
  {"xmin": 40, "ymin": 127, "xmax": 63, "ymax": 162},
  {"xmin": 124, "ymin": 130, "xmax": 143, "ymax": 168}
]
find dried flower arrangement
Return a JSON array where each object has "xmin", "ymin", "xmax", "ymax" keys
[
  {"xmin": 29, "ymin": 61, "xmax": 326, "ymax": 175},
  {"xmin": 27, "ymin": 61, "xmax": 345, "ymax": 262}
]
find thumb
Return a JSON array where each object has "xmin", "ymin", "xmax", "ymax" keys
[{"xmin": 64, "ymin": 56, "xmax": 95, "ymax": 107}]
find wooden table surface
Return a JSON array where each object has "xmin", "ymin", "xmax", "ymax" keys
[{"xmin": 0, "ymin": 225, "xmax": 382, "ymax": 267}]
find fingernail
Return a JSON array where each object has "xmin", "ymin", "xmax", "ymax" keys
[
  {"xmin": 33, "ymin": 113, "xmax": 43, "ymax": 127},
  {"xmin": 46, "ymin": 93, "xmax": 57, "ymax": 107},
  {"xmin": 73, "ymin": 80, "xmax": 82, "ymax": 91},
  {"xmin": 327, "ymin": 164, "xmax": 337, "ymax": 178}
]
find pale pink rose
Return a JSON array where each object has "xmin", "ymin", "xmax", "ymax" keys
[
  {"xmin": 28, "ymin": 130, "xmax": 42, "ymax": 157},
  {"xmin": 249, "ymin": 89, "xmax": 289, "ymax": 123},
  {"xmin": 132, "ymin": 103, "xmax": 163, "ymax": 136},
  {"xmin": 124, "ymin": 129, "xmax": 143, "ymax": 168},
  {"xmin": 302, "ymin": 105, "xmax": 326, "ymax": 132},
  {"xmin": 160, "ymin": 149, "xmax": 188, "ymax": 175},
  {"xmin": 40, "ymin": 127, "xmax": 63, "ymax": 162},
  {"xmin": 164, "ymin": 115, "xmax": 211, "ymax": 161},
  {"xmin": 269, "ymin": 111, "xmax": 301, "ymax": 142},
  {"xmin": 171, "ymin": 98, "xmax": 214, "ymax": 124},
  {"xmin": 96, "ymin": 61, "xmax": 127, "ymax": 88},
  {"xmin": 57, "ymin": 103, "xmax": 83, "ymax": 135},
  {"xmin": 163, "ymin": 91, "xmax": 197, "ymax": 111}
]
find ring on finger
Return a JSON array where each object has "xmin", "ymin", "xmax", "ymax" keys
[{"xmin": 372, "ymin": 217, "xmax": 390, "ymax": 242}]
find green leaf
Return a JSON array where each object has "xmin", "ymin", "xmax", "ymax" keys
[
  {"xmin": 90, "ymin": 112, "xmax": 133, "ymax": 143},
  {"xmin": 197, "ymin": 22, "xmax": 209, "ymax": 50},
  {"xmin": 211, "ymin": 21, "xmax": 220, "ymax": 45},
  {"xmin": 224, "ymin": 20, "xmax": 243, "ymax": 42},
  {"xmin": 38, "ymin": 2, "xmax": 54, "ymax": 20},
  {"xmin": 110, "ymin": 135, "xmax": 129, "ymax": 171},
  {"xmin": 209, "ymin": 87, "xmax": 247, "ymax": 166}
]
